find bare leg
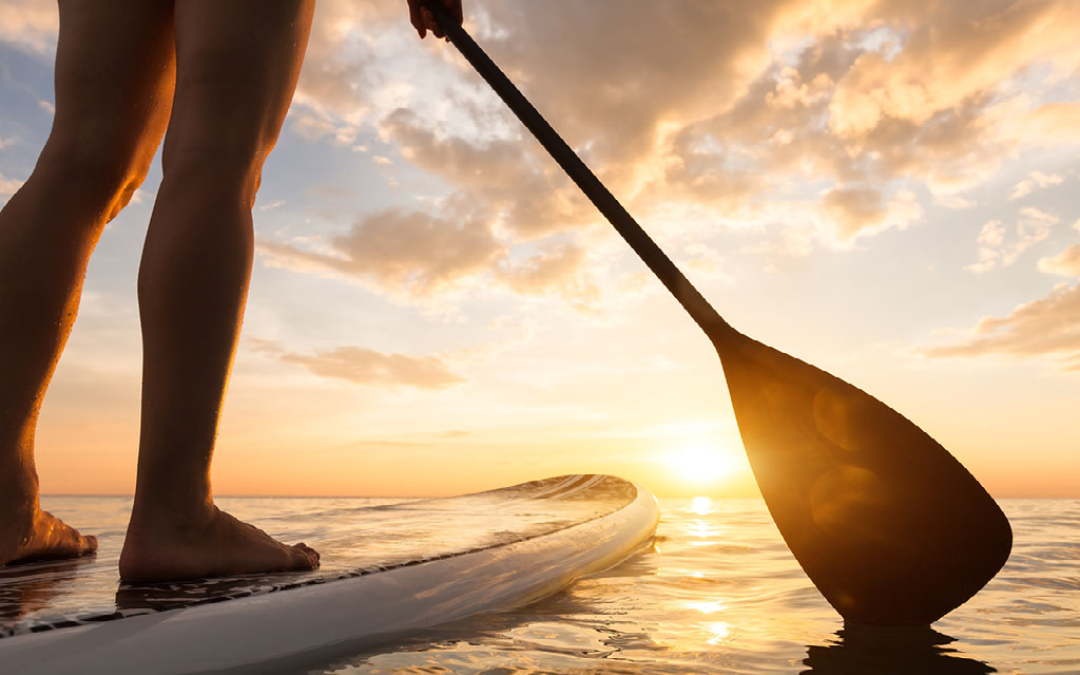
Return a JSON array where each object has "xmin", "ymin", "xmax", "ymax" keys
[
  {"xmin": 118, "ymin": 0, "xmax": 319, "ymax": 582},
  {"xmin": 0, "ymin": 0, "xmax": 175, "ymax": 566}
]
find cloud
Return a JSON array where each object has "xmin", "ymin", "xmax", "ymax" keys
[
  {"xmin": 634, "ymin": 0, "xmax": 1080, "ymax": 248},
  {"xmin": 1009, "ymin": 171, "xmax": 1064, "ymax": 201},
  {"xmin": 1016, "ymin": 101, "xmax": 1080, "ymax": 144},
  {"xmin": 258, "ymin": 208, "xmax": 504, "ymax": 297},
  {"xmin": 288, "ymin": 0, "xmax": 394, "ymax": 131},
  {"xmin": 284, "ymin": 0, "xmax": 1080, "ymax": 259},
  {"xmin": 282, "ymin": 105, "xmax": 603, "ymax": 308},
  {"xmin": 922, "ymin": 283, "xmax": 1080, "ymax": 371},
  {"xmin": 0, "ymin": 0, "xmax": 58, "ymax": 54},
  {"xmin": 494, "ymin": 241, "xmax": 600, "ymax": 309},
  {"xmin": 821, "ymin": 187, "xmax": 922, "ymax": 240},
  {"xmin": 258, "ymin": 204, "xmax": 600, "ymax": 310},
  {"xmin": 1038, "ymin": 245, "xmax": 1080, "ymax": 277},
  {"xmin": 660, "ymin": 125, "xmax": 764, "ymax": 209},
  {"xmin": 0, "ymin": 173, "xmax": 25, "ymax": 201},
  {"xmin": 822, "ymin": 187, "xmax": 884, "ymax": 239},
  {"xmin": 936, "ymin": 195, "xmax": 976, "ymax": 210},
  {"xmin": 289, "ymin": 110, "xmax": 339, "ymax": 142},
  {"xmin": 829, "ymin": 1, "xmax": 1080, "ymax": 139},
  {"xmin": 477, "ymin": 1, "xmax": 784, "ymax": 168},
  {"xmin": 656, "ymin": 1, "xmax": 1077, "ymax": 208},
  {"xmin": 966, "ymin": 208, "xmax": 1060, "ymax": 273},
  {"xmin": 379, "ymin": 108, "xmax": 594, "ymax": 239},
  {"xmin": 252, "ymin": 339, "xmax": 464, "ymax": 389}
]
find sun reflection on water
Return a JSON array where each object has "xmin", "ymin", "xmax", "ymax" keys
[
  {"xmin": 705, "ymin": 621, "xmax": 732, "ymax": 645},
  {"xmin": 685, "ymin": 599, "xmax": 726, "ymax": 614}
]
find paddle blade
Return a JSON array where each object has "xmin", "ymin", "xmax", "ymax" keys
[{"xmin": 715, "ymin": 331, "xmax": 1011, "ymax": 626}]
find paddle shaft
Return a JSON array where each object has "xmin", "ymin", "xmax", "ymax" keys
[{"xmin": 424, "ymin": 2, "xmax": 733, "ymax": 339}]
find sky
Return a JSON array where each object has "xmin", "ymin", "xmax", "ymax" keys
[{"xmin": 1, "ymin": 0, "xmax": 1078, "ymax": 499}]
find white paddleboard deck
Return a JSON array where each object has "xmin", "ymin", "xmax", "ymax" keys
[{"xmin": 0, "ymin": 475, "xmax": 658, "ymax": 674}]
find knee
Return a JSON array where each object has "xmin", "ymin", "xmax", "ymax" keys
[
  {"xmin": 159, "ymin": 134, "xmax": 272, "ymax": 210},
  {"xmin": 35, "ymin": 128, "xmax": 156, "ymax": 221}
]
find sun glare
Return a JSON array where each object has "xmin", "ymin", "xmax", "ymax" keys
[
  {"xmin": 690, "ymin": 495, "xmax": 712, "ymax": 514},
  {"xmin": 668, "ymin": 445, "xmax": 739, "ymax": 486}
]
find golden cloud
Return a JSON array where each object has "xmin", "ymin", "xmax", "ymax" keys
[
  {"xmin": 822, "ymin": 187, "xmax": 884, "ymax": 239},
  {"xmin": 253, "ymin": 339, "xmax": 465, "ymax": 389},
  {"xmin": 494, "ymin": 241, "xmax": 600, "ymax": 310},
  {"xmin": 830, "ymin": 1, "xmax": 1080, "ymax": 138},
  {"xmin": 379, "ymin": 108, "xmax": 594, "ymax": 239},
  {"xmin": 284, "ymin": 0, "xmax": 1080, "ymax": 259},
  {"xmin": 1009, "ymin": 171, "xmax": 1064, "ymax": 201},
  {"xmin": 257, "ymin": 205, "xmax": 599, "ymax": 307},
  {"xmin": 258, "ymin": 209, "xmax": 504, "ymax": 297},
  {"xmin": 1018, "ymin": 102, "xmax": 1080, "ymax": 144},
  {"xmin": 821, "ymin": 186, "xmax": 922, "ymax": 241},
  {"xmin": 1039, "ymin": 245, "xmax": 1080, "ymax": 278},
  {"xmin": 922, "ymin": 283, "xmax": 1080, "ymax": 371},
  {"xmin": 966, "ymin": 208, "xmax": 1060, "ymax": 274}
]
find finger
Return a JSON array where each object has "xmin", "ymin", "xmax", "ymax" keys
[
  {"xmin": 422, "ymin": 7, "xmax": 442, "ymax": 38},
  {"xmin": 406, "ymin": 0, "xmax": 419, "ymax": 29},
  {"xmin": 414, "ymin": 2, "xmax": 427, "ymax": 38},
  {"xmin": 407, "ymin": 0, "xmax": 422, "ymax": 33}
]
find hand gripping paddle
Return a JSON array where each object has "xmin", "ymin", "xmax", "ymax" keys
[{"xmin": 423, "ymin": 2, "xmax": 1011, "ymax": 625}]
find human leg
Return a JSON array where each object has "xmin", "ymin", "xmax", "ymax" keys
[
  {"xmin": 0, "ymin": 0, "xmax": 176, "ymax": 566},
  {"xmin": 119, "ymin": 0, "xmax": 318, "ymax": 582}
]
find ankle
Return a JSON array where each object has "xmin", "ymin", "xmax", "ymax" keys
[
  {"xmin": 0, "ymin": 459, "xmax": 39, "ymax": 506},
  {"xmin": 129, "ymin": 492, "xmax": 215, "ymax": 532}
]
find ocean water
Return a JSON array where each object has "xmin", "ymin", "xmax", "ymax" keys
[{"xmin": 30, "ymin": 496, "xmax": 1080, "ymax": 674}]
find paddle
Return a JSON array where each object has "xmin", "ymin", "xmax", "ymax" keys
[{"xmin": 422, "ymin": 2, "xmax": 1012, "ymax": 626}]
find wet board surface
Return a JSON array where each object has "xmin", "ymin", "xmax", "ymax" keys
[{"xmin": 0, "ymin": 475, "xmax": 658, "ymax": 675}]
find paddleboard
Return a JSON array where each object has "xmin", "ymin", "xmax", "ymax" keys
[{"xmin": 0, "ymin": 474, "xmax": 658, "ymax": 675}]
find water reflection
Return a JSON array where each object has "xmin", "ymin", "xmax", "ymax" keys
[
  {"xmin": 803, "ymin": 624, "xmax": 996, "ymax": 675},
  {"xmin": 705, "ymin": 620, "xmax": 732, "ymax": 644},
  {"xmin": 0, "ymin": 555, "xmax": 97, "ymax": 633},
  {"xmin": 685, "ymin": 599, "xmax": 726, "ymax": 614}
]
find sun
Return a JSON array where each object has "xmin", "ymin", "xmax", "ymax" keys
[{"xmin": 667, "ymin": 445, "xmax": 740, "ymax": 486}]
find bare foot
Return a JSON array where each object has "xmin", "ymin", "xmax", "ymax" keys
[
  {"xmin": 0, "ymin": 504, "xmax": 98, "ymax": 566},
  {"xmin": 119, "ymin": 505, "xmax": 319, "ymax": 582}
]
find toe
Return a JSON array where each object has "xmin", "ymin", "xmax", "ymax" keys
[{"xmin": 290, "ymin": 544, "xmax": 318, "ymax": 570}]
